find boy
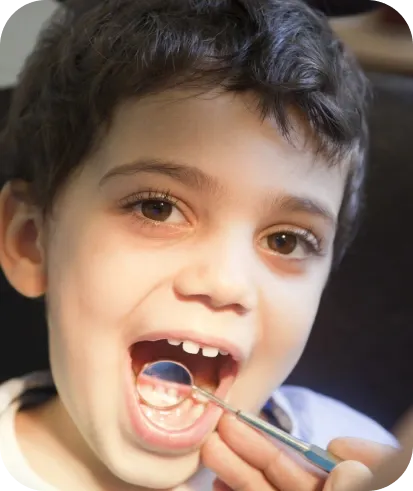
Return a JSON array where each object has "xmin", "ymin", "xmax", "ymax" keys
[{"xmin": 0, "ymin": 0, "xmax": 399, "ymax": 490}]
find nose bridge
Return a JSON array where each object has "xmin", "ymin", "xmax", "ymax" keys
[
  {"xmin": 174, "ymin": 227, "xmax": 257, "ymax": 311},
  {"xmin": 205, "ymin": 232, "xmax": 245, "ymax": 280}
]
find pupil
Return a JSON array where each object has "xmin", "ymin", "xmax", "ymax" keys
[
  {"xmin": 141, "ymin": 200, "xmax": 172, "ymax": 221},
  {"xmin": 268, "ymin": 233, "xmax": 297, "ymax": 254}
]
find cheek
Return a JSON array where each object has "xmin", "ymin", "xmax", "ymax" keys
[
  {"xmin": 46, "ymin": 220, "xmax": 175, "ymax": 325},
  {"xmin": 43, "ymin": 217, "xmax": 184, "ymax": 383},
  {"xmin": 267, "ymin": 280, "xmax": 322, "ymax": 345},
  {"xmin": 235, "ymin": 272, "xmax": 327, "ymax": 410},
  {"xmin": 263, "ymin": 272, "xmax": 326, "ymax": 361}
]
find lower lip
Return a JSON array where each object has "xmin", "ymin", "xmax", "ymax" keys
[{"xmin": 124, "ymin": 362, "xmax": 236, "ymax": 451}]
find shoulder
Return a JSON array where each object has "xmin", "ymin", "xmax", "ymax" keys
[
  {"xmin": 0, "ymin": 371, "xmax": 54, "ymax": 415},
  {"xmin": 272, "ymin": 385, "xmax": 398, "ymax": 448}
]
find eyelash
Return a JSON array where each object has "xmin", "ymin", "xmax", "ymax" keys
[
  {"xmin": 119, "ymin": 188, "xmax": 181, "ymax": 227},
  {"xmin": 120, "ymin": 188, "xmax": 177, "ymax": 205},
  {"xmin": 118, "ymin": 188, "xmax": 325, "ymax": 256},
  {"xmin": 269, "ymin": 227, "xmax": 325, "ymax": 257}
]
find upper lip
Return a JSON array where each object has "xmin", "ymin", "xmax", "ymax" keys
[{"xmin": 131, "ymin": 330, "xmax": 246, "ymax": 363}]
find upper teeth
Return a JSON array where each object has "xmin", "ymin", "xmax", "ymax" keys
[{"xmin": 167, "ymin": 339, "xmax": 228, "ymax": 358}]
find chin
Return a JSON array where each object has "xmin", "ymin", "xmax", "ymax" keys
[{"xmin": 100, "ymin": 441, "xmax": 203, "ymax": 490}]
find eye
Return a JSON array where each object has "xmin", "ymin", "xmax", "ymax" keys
[
  {"xmin": 262, "ymin": 229, "xmax": 321, "ymax": 259},
  {"xmin": 135, "ymin": 198, "xmax": 185, "ymax": 224},
  {"xmin": 119, "ymin": 190, "xmax": 188, "ymax": 226},
  {"xmin": 267, "ymin": 233, "xmax": 298, "ymax": 255},
  {"xmin": 140, "ymin": 199, "xmax": 170, "ymax": 221}
]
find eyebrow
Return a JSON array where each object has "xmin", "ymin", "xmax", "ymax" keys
[
  {"xmin": 99, "ymin": 158, "xmax": 223, "ymax": 195},
  {"xmin": 100, "ymin": 158, "xmax": 337, "ymax": 228},
  {"xmin": 270, "ymin": 195, "xmax": 337, "ymax": 229}
]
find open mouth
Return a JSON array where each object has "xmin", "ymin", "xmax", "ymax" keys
[{"xmin": 126, "ymin": 335, "xmax": 239, "ymax": 451}]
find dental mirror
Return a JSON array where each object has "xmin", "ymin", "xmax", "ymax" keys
[{"xmin": 137, "ymin": 360, "xmax": 194, "ymax": 409}]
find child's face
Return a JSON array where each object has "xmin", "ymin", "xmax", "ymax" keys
[{"xmin": 7, "ymin": 91, "xmax": 346, "ymax": 488}]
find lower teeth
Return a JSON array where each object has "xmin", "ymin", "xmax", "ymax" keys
[
  {"xmin": 136, "ymin": 380, "xmax": 210, "ymax": 431},
  {"xmin": 139, "ymin": 384, "xmax": 182, "ymax": 407},
  {"xmin": 140, "ymin": 398, "xmax": 206, "ymax": 431}
]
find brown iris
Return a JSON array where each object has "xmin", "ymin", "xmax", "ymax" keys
[
  {"xmin": 141, "ymin": 199, "xmax": 173, "ymax": 222},
  {"xmin": 267, "ymin": 233, "xmax": 297, "ymax": 255}
]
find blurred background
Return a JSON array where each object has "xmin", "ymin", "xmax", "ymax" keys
[{"xmin": 0, "ymin": 1, "xmax": 412, "ymax": 432}]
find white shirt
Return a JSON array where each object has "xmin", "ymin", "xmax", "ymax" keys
[{"xmin": 0, "ymin": 371, "xmax": 398, "ymax": 490}]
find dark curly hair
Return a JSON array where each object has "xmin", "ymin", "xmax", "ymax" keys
[{"xmin": 0, "ymin": 0, "xmax": 370, "ymax": 264}]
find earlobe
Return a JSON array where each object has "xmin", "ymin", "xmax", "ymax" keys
[{"xmin": 0, "ymin": 181, "xmax": 47, "ymax": 298}]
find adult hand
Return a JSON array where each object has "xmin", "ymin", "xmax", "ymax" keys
[
  {"xmin": 346, "ymin": 410, "xmax": 413, "ymax": 491},
  {"xmin": 202, "ymin": 414, "xmax": 396, "ymax": 491}
]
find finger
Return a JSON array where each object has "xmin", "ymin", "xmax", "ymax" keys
[
  {"xmin": 202, "ymin": 431, "xmax": 277, "ymax": 491},
  {"xmin": 368, "ymin": 410, "xmax": 413, "ymax": 489},
  {"xmin": 323, "ymin": 460, "xmax": 373, "ymax": 491},
  {"xmin": 328, "ymin": 438, "xmax": 396, "ymax": 468},
  {"xmin": 217, "ymin": 414, "xmax": 326, "ymax": 491},
  {"xmin": 370, "ymin": 449, "xmax": 412, "ymax": 489},
  {"xmin": 394, "ymin": 409, "xmax": 413, "ymax": 447}
]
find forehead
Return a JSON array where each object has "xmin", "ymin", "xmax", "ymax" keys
[{"xmin": 90, "ymin": 90, "xmax": 347, "ymax": 211}]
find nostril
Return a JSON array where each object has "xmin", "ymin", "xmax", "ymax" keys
[
  {"xmin": 209, "ymin": 296, "xmax": 248, "ymax": 315},
  {"xmin": 174, "ymin": 290, "xmax": 246, "ymax": 313},
  {"xmin": 173, "ymin": 262, "xmax": 256, "ymax": 312}
]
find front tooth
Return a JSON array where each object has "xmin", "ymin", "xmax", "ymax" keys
[
  {"xmin": 182, "ymin": 341, "xmax": 200, "ymax": 354},
  {"xmin": 202, "ymin": 347, "xmax": 219, "ymax": 358},
  {"xmin": 168, "ymin": 339, "xmax": 181, "ymax": 346},
  {"xmin": 219, "ymin": 350, "xmax": 228, "ymax": 356}
]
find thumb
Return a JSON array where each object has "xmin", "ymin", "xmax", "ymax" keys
[{"xmin": 323, "ymin": 460, "xmax": 373, "ymax": 491}]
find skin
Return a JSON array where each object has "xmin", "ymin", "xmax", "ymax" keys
[
  {"xmin": 0, "ymin": 90, "xmax": 395, "ymax": 491},
  {"xmin": 203, "ymin": 415, "xmax": 404, "ymax": 491},
  {"xmin": 343, "ymin": 410, "xmax": 412, "ymax": 491}
]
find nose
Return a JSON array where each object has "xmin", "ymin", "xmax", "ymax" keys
[{"xmin": 173, "ymin": 235, "xmax": 258, "ymax": 313}]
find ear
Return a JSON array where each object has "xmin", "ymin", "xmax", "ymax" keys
[{"xmin": 0, "ymin": 181, "xmax": 47, "ymax": 298}]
